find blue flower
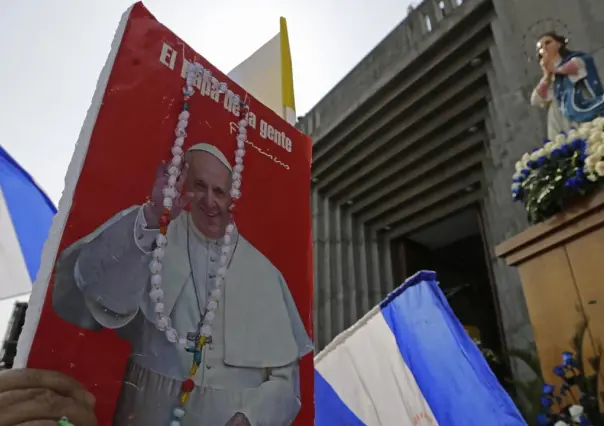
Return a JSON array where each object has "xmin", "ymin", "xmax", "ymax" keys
[
  {"xmin": 551, "ymin": 148, "xmax": 563, "ymax": 158},
  {"xmin": 560, "ymin": 383, "xmax": 569, "ymax": 395},
  {"xmin": 563, "ymin": 351, "xmax": 574, "ymax": 365},
  {"xmin": 527, "ymin": 160, "xmax": 538, "ymax": 169},
  {"xmin": 537, "ymin": 156, "xmax": 547, "ymax": 167},
  {"xmin": 541, "ymin": 396, "xmax": 553, "ymax": 408},
  {"xmin": 554, "ymin": 365, "xmax": 565, "ymax": 376},
  {"xmin": 542, "ymin": 383, "xmax": 555, "ymax": 394},
  {"xmin": 536, "ymin": 413, "xmax": 549, "ymax": 426},
  {"xmin": 571, "ymin": 138, "xmax": 586, "ymax": 150},
  {"xmin": 521, "ymin": 169, "xmax": 530, "ymax": 177},
  {"xmin": 561, "ymin": 145, "xmax": 573, "ymax": 156},
  {"xmin": 543, "ymin": 139, "xmax": 552, "ymax": 145},
  {"xmin": 565, "ymin": 177, "xmax": 580, "ymax": 189},
  {"xmin": 579, "ymin": 414, "xmax": 592, "ymax": 425}
]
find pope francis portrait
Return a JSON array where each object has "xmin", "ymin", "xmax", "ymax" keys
[{"xmin": 52, "ymin": 143, "xmax": 313, "ymax": 426}]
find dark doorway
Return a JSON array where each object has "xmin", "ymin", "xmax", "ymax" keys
[{"xmin": 392, "ymin": 207, "xmax": 506, "ymax": 380}]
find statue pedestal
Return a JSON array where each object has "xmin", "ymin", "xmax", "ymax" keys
[{"xmin": 496, "ymin": 191, "xmax": 604, "ymax": 395}]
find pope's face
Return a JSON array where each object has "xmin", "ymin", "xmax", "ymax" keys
[{"xmin": 186, "ymin": 151, "xmax": 232, "ymax": 239}]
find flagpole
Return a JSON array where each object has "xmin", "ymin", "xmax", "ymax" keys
[{"xmin": 280, "ymin": 17, "xmax": 296, "ymax": 125}]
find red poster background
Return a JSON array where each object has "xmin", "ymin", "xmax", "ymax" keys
[{"xmin": 26, "ymin": 3, "xmax": 314, "ymax": 425}]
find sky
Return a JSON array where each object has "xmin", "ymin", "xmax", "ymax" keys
[{"xmin": 0, "ymin": 0, "xmax": 415, "ymax": 342}]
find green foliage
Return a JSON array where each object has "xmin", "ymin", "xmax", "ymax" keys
[
  {"xmin": 536, "ymin": 316, "xmax": 604, "ymax": 425},
  {"xmin": 504, "ymin": 348, "xmax": 545, "ymax": 426},
  {"xmin": 519, "ymin": 146, "xmax": 597, "ymax": 224},
  {"xmin": 472, "ymin": 315, "xmax": 604, "ymax": 424}
]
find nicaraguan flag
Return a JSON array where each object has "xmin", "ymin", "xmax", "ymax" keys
[
  {"xmin": 0, "ymin": 146, "xmax": 56, "ymax": 300},
  {"xmin": 314, "ymin": 270, "xmax": 527, "ymax": 426}
]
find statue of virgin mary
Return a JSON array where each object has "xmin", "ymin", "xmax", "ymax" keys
[{"xmin": 530, "ymin": 32, "xmax": 604, "ymax": 139}]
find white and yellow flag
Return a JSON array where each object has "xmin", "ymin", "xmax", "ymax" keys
[{"xmin": 228, "ymin": 17, "xmax": 296, "ymax": 126}]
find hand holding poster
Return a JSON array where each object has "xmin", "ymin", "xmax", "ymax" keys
[{"xmin": 10, "ymin": 3, "xmax": 314, "ymax": 425}]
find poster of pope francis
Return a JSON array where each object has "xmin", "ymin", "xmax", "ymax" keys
[{"xmin": 16, "ymin": 4, "xmax": 314, "ymax": 426}]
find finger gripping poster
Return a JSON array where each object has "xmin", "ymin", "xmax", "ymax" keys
[{"xmin": 16, "ymin": 3, "xmax": 314, "ymax": 425}]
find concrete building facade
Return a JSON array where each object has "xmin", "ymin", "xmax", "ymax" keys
[{"xmin": 298, "ymin": 0, "xmax": 604, "ymax": 359}]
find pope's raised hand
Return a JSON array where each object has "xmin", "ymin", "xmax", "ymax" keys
[
  {"xmin": 0, "ymin": 368, "xmax": 97, "ymax": 426},
  {"xmin": 144, "ymin": 161, "xmax": 195, "ymax": 229}
]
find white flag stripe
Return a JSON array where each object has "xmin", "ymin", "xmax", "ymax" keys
[
  {"xmin": 0, "ymin": 187, "xmax": 32, "ymax": 300},
  {"xmin": 315, "ymin": 308, "xmax": 438, "ymax": 426}
]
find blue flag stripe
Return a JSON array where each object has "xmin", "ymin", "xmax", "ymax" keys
[
  {"xmin": 0, "ymin": 145, "xmax": 56, "ymax": 281},
  {"xmin": 315, "ymin": 369, "xmax": 366, "ymax": 426},
  {"xmin": 380, "ymin": 270, "xmax": 526, "ymax": 426}
]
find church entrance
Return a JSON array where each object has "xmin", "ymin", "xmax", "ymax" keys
[{"xmin": 391, "ymin": 206, "xmax": 507, "ymax": 382}]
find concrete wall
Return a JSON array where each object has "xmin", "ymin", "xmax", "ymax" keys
[
  {"xmin": 483, "ymin": 0, "xmax": 604, "ymax": 355},
  {"xmin": 304, "ymin": 0, "xmax": 604, "ymax": 358},
  {"xmin": 299, "ymin": 0, "xmax": 482, "ymax": 141},
  {"xmin": 306, "ymin": 0, "xmax": 484, "ymax": 351},
  {"xmin": 312, "ymin": 187, "xmax": 395, "ymax": 349}
]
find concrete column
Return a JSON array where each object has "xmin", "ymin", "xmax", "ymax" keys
[
  {"xmin": 434, "ymin": 0, "xmax": 455, "ymax": 20},
  {"xmin": 330, "ymin": 206, "xmax": 345, "ymax": 336},
  {"xmin": 341, "ymin": 210, "xmax": 358, "ymax": 329},
  {"xmin": 311, "ymin": 186, "xmax": 320, "ymax": 350},
  {"xmin": 380, "ymin": 235, "xmax": 395, "ymax": 293},
  {"xmin": 317, "ymin": 195, "xmax": 331, "ymax": 348},
  {"xmin": 353, "ymin": 220, "xmax": 370, "ymax": 315},
  {"xmin": 417, "ymin": 3, "xmax": 436, "ymax": 34},
  {"xmin": 365, "ymin": 229, "xmax": 380, "ymax": 308}
]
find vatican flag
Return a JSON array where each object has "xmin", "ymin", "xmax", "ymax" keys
[{"xmin": 228, "ymin": 17, "xmax": 296, "ymax": 126}]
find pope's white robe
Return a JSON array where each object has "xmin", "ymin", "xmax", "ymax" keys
[{"xmin": 52, "ymin": 206, "xmax": 313, "ymax": 426}]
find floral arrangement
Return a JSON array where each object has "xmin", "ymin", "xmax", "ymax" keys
[
  {"xmin": 536, "ymin": 352, "xmax": 602, "ymax": 425},
  {"xmin": 512, "ymin": 117, "xmax": 604, "ymax": 224},
  {"xmin": 536, "ymin": 318, "xmax": 603, "ymax": 426}
]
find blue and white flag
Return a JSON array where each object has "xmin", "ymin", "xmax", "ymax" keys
[
  {"xmin": 0, "ymin": 146, "xmax": 56, "ymax": 301},
  {"xmin": 314, "ymin": 270, "xmax": 526, "ymax": 426}
]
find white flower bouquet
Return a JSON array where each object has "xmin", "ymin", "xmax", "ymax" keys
[{"xmin": 511, "ymin": 117, "xmax": 604, "ymax": 224}]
